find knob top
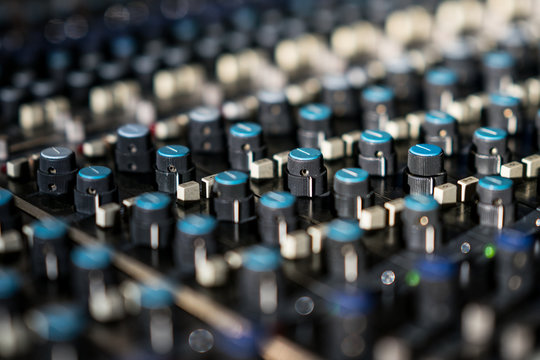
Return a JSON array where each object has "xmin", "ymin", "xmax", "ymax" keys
[
  {"xmin": 257, "ymin": 89, "xmax": 287, "ymax": 103},
  {"xmin": 189, "ymin": 106, "xmax": 220, "ymax": 122},
  {"xmin": 289, "ymin": 147, "xmax": 322, "ymax": 161},
  {"xmin": 41, "ymin": 146, "xmax": 73, "ymax": 160},
  {"xmin": 335, "ymin": 168, "xmax": 369, "ymax": 183},
  {"xmin": 140, "ymin": 284, "xmax": 173, "ymax": 309},
  {"xmin": 0, "ymin": 189, "xmax": 13, "ymax": 206},
  {"xmin": 483, "ymin": 51, "xmax": 515, "ymax": 69},
  {"xmin": 135, "ymin": 192, "xmax": 171, "ymax": 210},
  {"xmin": 27, "ymin": 304, "xmax": 84, "ymax": 342},
  {"xmin": 330, "ymin": 290, "xmax": 373, "ymax": 314},
  {"xmin": 361, "ymin": 130, "xmax": 392, "ymax": 144},
  {"xmin": 299, "ymin": 103, "xmax": 332, "ymax": 121},
  {"xmin": 229, "ymin": 122, "xmax": 262, "ymax": 138},
  {"xmin": 117, "ymin": 124, "xmax": 149, "ymax": 138},
  {"xmin": 0, "ymin": 269, "xmax": 20, "ymax": 299},
  {"xmin": 362, "ymin": 85, "xmax": 394, "ymax": 102},
  {"xmin": 157, "ymin": 145, "xmax": 190, "ymax": 158},
  {"xmin": 489, "ymin": 93, "xmax": 520, "ymax": 107},
  {"xmin": 260, "ymin": 191, "xmax": 296, "ymax": 209},
  {"xmin": 497, "ymin": 229, "xmax": 534, "ymax": 252},
  {"xmin": 215, "ymin": 170, "xmax": 248, "ymax": 186},
  {"xmin": 425, "ymin": 110, "xmax": 456, "ymax": 125},
  {"xmin": 404, "ymin": 194, "xmax": 439, "ymax": 212},
  {"xmin": 474, "ymin": 127, "xmax": 507, "ymax": 141},
  {"xmin": 409, "ymin": 143, "xmax": 443, "ymax": 157},
  {"xmin": 71, "ymin": 245, "xmax": 112, "ymax": 270},
  {"xmin": 327, "ymin": 219, "xmax": 363, "ymax": 242},
  {"xmin": 243, "ymin": 245, "xmax": 281, "ymax": 272},
  {"xmin": 426, "ymin": 67, "xmax": 458, "ymax": 85},
  {"xmin": 418, "ymin": 256, "xmax": 457, "ymax": 281},
  {"xmin": 32, "ymin": 218, "xmax": 67, "ymax": 240},
  {"xmin": 78, "ymin": 166, "xmax": 111, "ymax": 180},
  {"xmin": 177, "ymin": 214, "xmax": 217, "ymax": 235},
  {"xmin": 478, "ymin": 176, "xmax": 512, "ymax": 191}
]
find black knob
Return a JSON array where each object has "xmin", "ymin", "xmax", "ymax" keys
[
  {"xmin": 238, "ymin": 245, "xmax": 283, "ymax": 314},
  {"xmin": 422, "ymin": 110, "xmax": 459, "ymax": 156},
  {"xmin": 297, "ymin": 103, "xmax": 333, "ymax": 148},
  {"xmin": 155, "ymin": 145, "xmax": 195, "ymax": 194},
  {"xmin": 257, "ymin": 90, "xmax": 292, "ymax": 135},
  {"xmin": 405, "ymin": 144, "xmax": 447, "ymax": 194},
  {"xmin": 130, "ymin": 192, "xmax": 174, "ymax": 249},
  {"xmin": 138, "ymin": 284, "xmax": 175, "ymax": 354},
  {"xmin": 471, "ymin": 127, "xmax": 510, "ymax": 175},
  {"xmin": 188, "ymin": 106, "xmax": 225, "ymax": 153},
  {"xmin": 212, "ymin": 170, "xmax": 254, "ymax": 223},
  {"xmin": 424, "ymin": 67, "xmax": 458, "ymax": 111},
  {"xmin": 0, "ymin": 189, "xmax": 21, "ymax": 231},
  {"xmin": 482, "ymin": 51, "xmax": 515, "ymax": 93},
  {"xmin": 74, "ymin": 166, "xmax": 118, "ymax": 215},
  {"xmin": 37, "ymin": 147, "xmax": 78, "ymax": 195},
  {"xmin": 385, "ymin": 57, "xmax": 420, "ymax": 106},
  {"xmin": 115, "ymin": 124, "xmax": 154, "ymax": 173},
  {"xmin": 477, "ymin": 176, "xmax": 515, "ymax": 227},
  {"xmin": 487, "ymin": 93, "xmax": 522, "ymax": 135},
  {"xmin": 285, "ymin": 148, "xmax": 328, "ymax": 197},
  {"xmin": 71, "ymin": 245, "xmax": 114, "ymax": 303},
  {"xmin": 257, "ymin": 191, "xmax": 297, "ymax": 246},
  {"xmin": 495, "ymin": 229, "xmax": 535, "ymax": 304},
  {"xmin": 227, "ymin": 122, "xmax": 266, "ymax": 172},
  {"xmin": 358, "ymin": 129, "xmax": 396, "ymax": 176},
  {"xmin": 30, "ymin": 218, "xmax": 70, "ymax": 280},
  {"xmin": 401, "ymin": 195, "xmax": 442, "ymax": 253},
  {"xmin": 416, "ymin": 256, "xmax": 458, "ymax": 326},
  {"xmin": 361, "ymin": 85, "xmax": 395, "ymax": 130},
  {"xmin": 174, "ymin": 214, "xmax": 218, "ymax": 275},
  {"xmin": 443, "ymin": 39, "xmax": 479, "ymax": 91},
  {"xmin": 321, "ymin": 74, "xmax": 356, "ymax": 117},
  {"xmin": 325, "ymin": 219, "xmax": 365, "ymax": 283},
  {"xmin": 333, "ymin": 168, "xmax": 373, "ymax": 219}
]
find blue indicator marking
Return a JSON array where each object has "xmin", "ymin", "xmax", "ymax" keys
[
  {"xmin": 409, "ymin": 144, "xmax": 442, "ymax": 157},
  {"xmin": 418, "ymin": 256, "xmax": 457, "ymax": 281},
  {"xmin": 32, "ymin": 218, "xmax": 67, "ymax": 240},
  {"xmin": 117, "ymin": 124, "xmax": 149, "ymax": 138},
  {"xmin": 425, "ymin": 110, "xmax": 456, "ymax": 125},
  {"xmin": 177, "ymin": 214, "xmax": 217, "ymax": 235},
  {"xmin": 135, "ymin": 192, "xmax": 171, "ymax": 210},
  {"xmin": 0, "ymin": 269, "xmax": 20, "ymax": 299},
  {"xmin": 30, "ymin": 304, "xmax": 85, "ymax": 342},
  {"xmin": 404, "ymin": 194, "xmax": 439, "ymax": 212},
  {"xmin": 78, "ymin": 166, "xmax": 111, "ymax": 180},
  {"xmin": 230, "ymin": 122, "xmax": 262, "ymax": 138},
  {"xmin": 215, "ymin": 171, "xmax": 248, "ymax": 185},
  {"xmin": 361, "ymin": 130, "xmax": 392, "ymax": 144},
  {"xmin": 41, "ymin": 146, "xmax": 72, "ymax": 160},
  {"xmin": 426, "ymin": 67, "xmax": 458, "ymax": 86},
  {"xmin": 497, "ymin": 229, "xmax": 534, "ymax": 252},
  {"xmin": 189, "ymin": 106, "xmax": 220, "ymax": 122},
  {"xmin": 260, "ymin": 191, "xmax": 296, "ymax": 209},
  {"xmin": 335, "ymin": 168, "xmax": 368, "ymax": 183},
  {"xmin": 362, "ymin": 85, "xmax": 394, "ymax": 103},
  {"xmin": 474, "ymin": 127, "xmax": 507, "ymax": 141},
  {"xmin": 140, "ymin": 284, "xmax": 174, "ymax": 309},
  {"xmin": 289, "ymin": 148, "xmax": 321, "ymax": 161},
  {"xmin": 71, "ymin": 245, "xmax": 112, "ymax": 270},
  {"xmin": 478, "ymin": 176, "xmax": 512, "ymax": 191},
  {"xmin": 327, "ymin": 219, "xmax": 363, "ymax": 242},
  {"xmin": 243, "ymin": 245, "xmax": 281, "ymax": 272},
  {"xmin": 0, "ymin": 189, "xmax": 13, "ymax": 206},
  {"xmin": 483, "ymin": 51, "xmax": 515, "ymax": 69},
  {"xmin": 489, "ymin": 93, "xmax": 520, "ymax": 107},
  {"xmin": 299, "ymin": 103, "xmax": 332, "ymax": 121},
  {"xmin": 157, "ymin": 145, "xmax": 190, "ymax": 158}
]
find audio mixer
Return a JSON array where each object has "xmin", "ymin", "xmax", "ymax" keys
[{"xmin": 0, "ymin": 0, "xmax": 540, "ymax": 359}]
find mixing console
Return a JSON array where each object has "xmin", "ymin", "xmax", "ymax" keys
[{"xmin": 0, "ymin": 1, "xmax": 540, "ymax": 359}]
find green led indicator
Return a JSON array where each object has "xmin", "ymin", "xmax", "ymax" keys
[
  {"xmin": 484, "ymin": 244, "xmax": 496, "ymax": 259},
  {"xmin": 405, "ymin": 270, "xmax": 420, "ymax": 287}
]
